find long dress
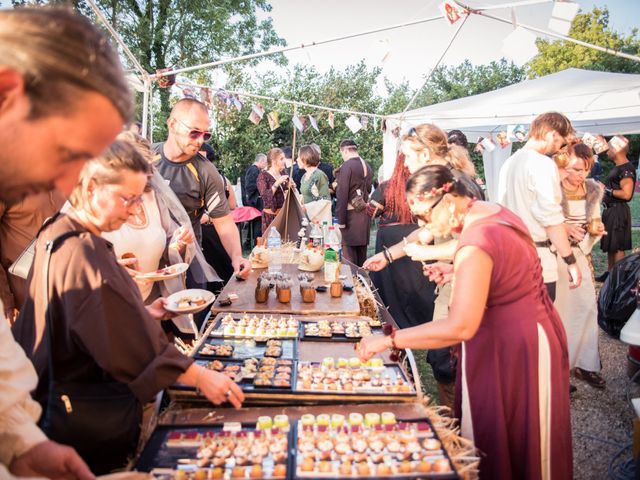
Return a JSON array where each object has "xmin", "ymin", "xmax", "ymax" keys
[
  {"xmin": 455, "ymin": 207, "xmax": 572, "ymax": 480},
  {"xmin": 256, "ymin": 170, "xmax": 287, "ymax": 233}
]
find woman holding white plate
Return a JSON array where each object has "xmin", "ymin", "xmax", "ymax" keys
[{"xmin": 13, "ymin": 141, "xmax": 244, "ymax": 473}]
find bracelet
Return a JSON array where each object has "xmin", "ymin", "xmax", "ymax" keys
[
  {"xmin": 389, "ymin": 329, "xmax": 398, "ymax": 349},
  {"xmin": 383, "ymin": 246, "xmax": 394, "ymax": 264},
  {"xmin": 605, "ymin": 188, "xmax": 613, "ymax": 197},
  {"xmin": 562, "ymin": 253, "xmax": 577, "ymax": 265}
]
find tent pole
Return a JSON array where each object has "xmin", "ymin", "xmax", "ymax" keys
[
  {"xmin": 284, "ymin": 105, "xmax": 299, "ymax": 242},
  {"xmin": 467, "ymin": 7, "xmax": 640, "ymax": 63},
  {"xmin": 142, "ymin": 78, "xmax": 151, "ymax": 138}
]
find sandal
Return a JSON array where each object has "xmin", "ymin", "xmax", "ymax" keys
[{"xmin": 574, "ymin": 367, "xmax": 606, "ymax": 389}]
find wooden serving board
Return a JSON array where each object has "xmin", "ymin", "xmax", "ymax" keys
[{"xmin": 211, "ymin": 264, "xmax": 360, "ymax": 316}]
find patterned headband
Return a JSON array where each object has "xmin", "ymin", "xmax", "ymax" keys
[{"xmin": 408, "ymin": 181, "xmax": 454, "ymax": 205}]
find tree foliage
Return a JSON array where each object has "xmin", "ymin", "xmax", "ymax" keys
[{"xmin": 528, "ymin": 7, "xmax": 640, "ymax": 77}]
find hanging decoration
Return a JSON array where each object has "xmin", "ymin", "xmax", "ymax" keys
[
  {"xmin": 327, "ymin": 111, "xmax": 335, "ymax": 129},
  {"xmin": 248, "ymin": 103, "xmax": 265, "ymax": 125},
  {"xmin": 232, "ymin": 95, "xmax": 243, "ymax": 112},
  {"xmin": 292, "ymin": 115, "xmax": 306, "ymax": 133},
  {"xmin": 155, "ymin": 68, "xmax": 176, "ymax": 88},
  {"xmin": 200, "ymin": 87, "xmax": 213, "ymax": 108},
  {"xmin": 360, "ymin": 116, "xmax": 369, "ymax": 130},
  {"xmin": 507, "ymin": 124, "xmax": 527, "ymax": 142},
  {"xmin": 439, "ymin": 1, "xmax": 465, "ymax": 26},
  {"xmin": 345, "ymin": 115, "xmax": 363, "ymax": 134},
  {"xmin": 181, "ymin": 86, "xmax": 196, "ymax": 99},
  {"xmin": 308, "ymin": 114, "xmax": 319, "ymax": 132},
  {"xmin": 267, "ymin": 111, "xmax": 280, "ymax": 131}
]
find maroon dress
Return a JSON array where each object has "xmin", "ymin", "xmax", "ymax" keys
[
  {"xmin": 256, "ymin": 169, "xmax": 287, "ymax": 233},
  {"xmin": 454, "ymin": 207, "xmax": 572, "ymax": 480}
]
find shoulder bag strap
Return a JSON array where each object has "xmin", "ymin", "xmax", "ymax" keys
[{"xmin": 42, "ymin": 231, "xmax": 82, "ymax": 388}]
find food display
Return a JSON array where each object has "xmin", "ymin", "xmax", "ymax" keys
[
  {"xmin": 295, "ymin": 358, "xmax": 414, "ymax": 395},
  {"xmin": 194, "ymin": 337, "xmax": 295, "ymax": 360},
  {"xmin": 211, "ymin": 313, "xmax": 300, "ymax": 339},
  {"xmin": 203, "ymin": 358, "xmax": 294, "ymax": 390},
  {"xmin": 303, "ymin": 320, "xmax": 374, "ymax": 341},
  {"xmin": 294, "ymin": 412, "xmax": 457, "ymax": 478},
  {"xmin": 135, "ymin": 422, "xmax": 289, "ymax": 478},
  {"xmin": 175, "ymin": 295, "xmax": 207, "ymax": 309},
  {"xmin": 136, "ymin": 262, "xmax": 189, "ymax": 280}
]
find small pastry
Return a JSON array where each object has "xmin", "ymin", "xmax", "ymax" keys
[
  {"xmin": 272, "ymin": 464, "xmax": 287, "ymax": 477},
  {"xmin": 432, "ymin": 458, "xmax": 452, "ymax": 472},
  {"xmin": 348, "ymin": 413, "xmax": 363, "ymax": 426},
  {"xmin": 249, "ymin": 464, "xmax": 263, "ymax": 478},
  {"xmin": 257, "ymin": 416, "xmax": 273, "ymax": 430},
  {"xmin": 339, "ymin": 462, "xmax": 353, "ymax": 476},
  {"xmin": 356, "ymin": 463, "xmax": 370, "ymax": 476},
  {"xmin": 381, "ymin": 412, "xmax": 396, "ymax": 425},
  {"xmin": 423, "ymin": 438, "xmax": 441, "ymax": 450},
  {"xmin": 364, "ymin": 413, "xmax": 380, "ymax": 427},
  {"xmin": 377, "ymin": 464, "xmax": 392, "ymax": 476},
  {"xmin": 416, "ymin": 461, "xmax": 432, "ymax": 473},
  {"xmin": 316, "ymin": 414, "xmax": 330, "ymax": 426},
  {"xmin": 231, "ymin": 466, "xmax": 245, "ymax": 478},
  {"xmin": 331, "ymin": 414, "xmax": 345, "ymax": 429},
  {"xmin": 273, "ymin": 415, "xmax": 289, "ymax": 429},
  {"xmin": 300, "ymin": 414, "xmax": 315, "ymax": 426}
]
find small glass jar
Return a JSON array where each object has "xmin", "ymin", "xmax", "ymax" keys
[{"xmin": 330, "ymin": 281, "xmax": 343, "ymax": 298}]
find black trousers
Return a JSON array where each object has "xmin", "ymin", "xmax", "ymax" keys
[{"xmin": 342, "ymin": 245, "xmax": 368, "ymax": 267}]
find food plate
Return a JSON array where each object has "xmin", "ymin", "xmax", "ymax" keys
[
  {"xmin": 292, "ymin": 413, "xmax": 458, "ymax": 478},
  {"xmin": 165, "ymin": 289, "xmax": 215, "ymax": 315},
  {"xmin": 194, "ymin": 337, "xmax": 297, "ymax": 360},
  {"xmin": 135, "ymin": 262, "xmax": 189, "ymax": 282},
  {"xmin": 198, "ymin": 357, "xmax": 296, "ymax": 392},
  {"xmin": 135, "ymin": 422, "xmax": 291, "ymax": 478},
  {"xmin": 209, "ymin": 313, "xmax": 300, "ymax": 339},
  {"xmin": 301, "ymin": 320, "xmax": 379, "ymax": 342}
]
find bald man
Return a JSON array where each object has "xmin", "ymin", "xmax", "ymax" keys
[{"xmin": 153, "ymin": 99, "xmax": 251, "ymax": 283}]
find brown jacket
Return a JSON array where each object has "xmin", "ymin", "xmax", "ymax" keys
[
  {"xmin": 334, "ymin": 156, "xmax": 373, "ymax": 246},
  {"xmin": 12, "ymin": 214, "xmax": 192, "ymax": 405}
]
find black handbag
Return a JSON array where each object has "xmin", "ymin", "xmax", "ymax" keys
[{"xmin": 38, "ymin": 230, "xmax": 142, "ymax": 474}]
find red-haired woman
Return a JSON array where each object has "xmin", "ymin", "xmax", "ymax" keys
[{"xmin": 367, "ymin": 152, "xmax": 437, "ymax": 329}]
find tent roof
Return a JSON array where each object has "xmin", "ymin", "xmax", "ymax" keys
[{"xmin": 388, "ymin": 68, "xmax": 640, "ymax": 138}]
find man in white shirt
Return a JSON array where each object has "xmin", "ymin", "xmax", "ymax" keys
[
  {"xmin": 498, "ymin": 112, "xmax": 582, "ymax": 300},
  {"xmin": 0, "ymin": 7, "xmax": 133, "ymax": 479}
]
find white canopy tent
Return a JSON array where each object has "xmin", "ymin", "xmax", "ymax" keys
[{"xmin": 382, "ymin": 68, "xmax": 640, "ymax": 199}]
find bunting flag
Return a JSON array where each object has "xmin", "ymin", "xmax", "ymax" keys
[
  {"xmin": 181, "ymin": 87, "xmax": 196, "ymax": 99},
  {"xmin": 495, "ymin": 131, "xmax": 510, "ymax": 149},
  {"xmin": 373, "ymin": 118, "xmax": 378, "ymax": 132},
  {"xmin": 267, "ymin": 111, "xmax": 280, "ymax": 131},
  {"xmin": 200, "ymin": 87, "xmax": 212, "ymax": 107},
  {"xmin": 439, "ymin": 1, "xmax": 465, "ymax": 25},
  {"xmin": 292, "ymin": 115, "xmax": 305, "ymax": 133},
  {"xmin": 232, "ymin": 95, "xmax": 243, "ymax": 112},
  {"xmin": 360, "ymin": 116, "xmax": 369, "ymax": 130},
  {"xmin": 248, "ymin": 103, "xmax": 265, "ymax": 125},
  {"xmin": 155, "ymin": 68, "xmax": 176, "ymax": 88},
  {"xmin": 507, "ymin": 124, "xmax": 527, "ymax": 142},
  {"xmin": 479, "ymin": 136, "xmax": 496, "ymax": 153},
  {"xmin": 308, "ymin": 114, "xmax": 319, "ymax": 132},
  {"xmin": 327, "ymin": 111, "xmax": 335, "ymax": 129},
  {"xmin": 345, "ymin": 115, "xmax": 362, "ymax": 134}
]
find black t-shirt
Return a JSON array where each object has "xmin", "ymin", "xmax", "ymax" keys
[
  {"xmin": 152, "ymin": 143, "xmax": 230, "ymax": 241},
  {"xmin": 604, "ymin": 161, "xmax": 636, "ymax": 205}
]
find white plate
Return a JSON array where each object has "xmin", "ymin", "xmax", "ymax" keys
[
  {"xmin": 165, "ymin": 289, "xmax": 215, "ymax": 315},
  {"xmin": 135, "ymin": 262, "xmax": 189, "ymax": 282}
]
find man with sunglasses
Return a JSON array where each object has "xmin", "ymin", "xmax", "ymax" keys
[
  {"xmin": 498, "ymin": 111, "xmax": 581, "ymax": 300},
  {"xmin": 153, "ymin": 99, "xmax": 251, "ymax": 283}
]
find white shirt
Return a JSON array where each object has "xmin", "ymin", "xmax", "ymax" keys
[
  {"xmin": 0, "ymin": 301, "xmax": 47, "ymax": 473},
  {"xmin": 498, "ymin": 148, "xmax": 565, "ymax": 283},
  {"xmin": 102, "ymin": 190, "xmax": 167, "ymax": 301}
]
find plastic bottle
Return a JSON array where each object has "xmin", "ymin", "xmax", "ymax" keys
[
  {"xmin": 326, "ymin": 226, "xmax": 341, "ymax": 253},
  {"xmin": 322, "ymin": 221, "xmax": 329, "ymax": 246},
  {"xmin": 309, "ymin": 221, "xmax": 324, "ymax": 248},
  {"xmin": 330, "ymin": 222, "xmax": 343, "ymax": 260},
  {"xmin": 266, "ymin": 226, "xmax": 282, "ymax": 273},
  {"xmin": 323, "ymin": 246, "xmax": 339, "ymax": 282}
]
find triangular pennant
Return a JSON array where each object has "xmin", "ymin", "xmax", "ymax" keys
[
  {"xmin": 439, "ymin": 1, "xmax": 465, "ymax": 25},
  {"xmin": 267, "ymin": 111, "xmax": 280, "ymax": 131},
  {"xmin": 345, "ymin": 115, "xmax": 362, "ymax": 134},
  {"xmin": 232, "ymin": 96, "xmax": 243, "ymax": 112},
  {"xmin": 292, "ymin": 115, "xmax": 305, "ymax": 133},
  {"xmin": 360, "ymin": 116, "xmax": 369, "ymax": 131},
  {"xmin": 182, "ymin": 87, "xmax": 196, "ymax": 99},
  {"xmin": 328, "ymin": 111, "xmax": 335, "ymax": 129},
  {"xmin": 308, "ymin": 114, "xmax": 319, "ymax": 132},
  {"xmin": 156, "ymin": 68, "xmax": 176, "ymax": 88}
]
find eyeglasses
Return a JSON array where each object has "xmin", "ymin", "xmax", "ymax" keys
[
  {"xmin": 410, "ymin": 194, "xmax": 445, "ymax": 223},
  {"xmin": 175, "ymin": 118, "xmax": 212, "ymax": 142},
  {"xmin": 118, "ymin": 193, "xmax": 144, "ymax": 209}
]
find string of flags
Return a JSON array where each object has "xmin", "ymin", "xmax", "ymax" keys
[{"xmin": 162, "ymin": 78, "xmax": 379, "ymax": 135}]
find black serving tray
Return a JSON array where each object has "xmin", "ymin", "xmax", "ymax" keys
[
  {"xmin": 135, "ymin": 423, "xmax": 293, "ymax": 478},
  {"xmin": 300, "ymin": 323, "xmax": 382, "ymax": 343},
  {"xmin": 194, "ymin": 336, "xmax": 297, "ymax": 361},
  {"xmin": 291, "ymin": 417, "xmax": 459, "ymax": 479}
]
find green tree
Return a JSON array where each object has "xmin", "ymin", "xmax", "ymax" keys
[
  {"xmin": 528, "ymin": 7, "xmax": 640, "ymax": 77},
  {"xmin": 13, "ymin": 0, "xmax": 287, "ymax": 138}
]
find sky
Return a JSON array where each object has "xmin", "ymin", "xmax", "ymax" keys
[{"xmin": 254, "ymin": 0, "xmax": 640, "ymax": 90}]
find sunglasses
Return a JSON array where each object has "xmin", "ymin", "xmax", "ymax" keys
[
  {"xmin": 409, "ymin": 194, "xmax": 445, "ymax": 223},
  {"xmin": 175, "ymin": 118, "xmax": 212, "ymax": 142}
]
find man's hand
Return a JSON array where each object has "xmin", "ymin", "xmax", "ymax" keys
[
  {"xmin": 362, "ymin": 252, "xmax": 388, "ymax": 272},
  {"xmin": 199, "ymin": 369, "xmax": 245, "ymax": 409},
  {"xmin": 567, "ymin": 263, "xmax": 582, "ymax": 289},
  {"xmin": 10, "ymin": 440, "xmax": 94, "ymax": 480},
  {"xmin": 422, "ymin": 262, "xmax": 454, "ymax": 285},
  {"xmin": 232, "ymin": 256, "xmax": 252, "ymax": 279},
  {"xmin": 4, "ymin": 305, "xmax": 17, "ymax": 325},
  {"xmin": 146, "ymin": 297, "xmax": 176, "ymax": 321}
]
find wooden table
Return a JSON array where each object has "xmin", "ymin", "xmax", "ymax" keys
[{"xmin": 211, "ymin": 264, "xmax": 360, "ymax": 316}]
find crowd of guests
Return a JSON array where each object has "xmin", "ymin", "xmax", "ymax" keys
[{"xmin": 0, "ymin": 5, "xmax": 638, "ymax": 480}]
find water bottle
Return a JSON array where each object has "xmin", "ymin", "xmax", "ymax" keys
[
  {"xmin": 322, "ymin": 221, "xmax": 329, "ymax": 246},
  {"xmin": 266, "ymin": 226, "xmax": 282, "ymax": 273},
  {"xmin": 330, "ymin": 222, "xmax": 343, "ymax": 260},
  {"xmin": 309, "ymin": 221, "xmax": 324, "ymax": 248},
  {"xmin": 323, "ymin": 246, "xmax": 339, "ymax": 282}
]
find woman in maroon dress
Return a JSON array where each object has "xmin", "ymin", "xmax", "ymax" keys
[
  {"xmin": 357, "ymin": 165, "xmax": 572, "ymax": 480},
  {"xmin": 256, "ymin": 147, "xmax": 293, "ymax": 233}
]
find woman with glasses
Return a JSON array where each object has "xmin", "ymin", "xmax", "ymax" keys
[
  {"xmin": 554, "ymin": 144, "xmax": 606, "ymax": 389},
  {"xmin": 13, "ymin": 141, "xmax": 245, "ymax": 473},
  {"xmin": 357, "ymin": 165, "xmax": 572, "ymax": 480}
]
